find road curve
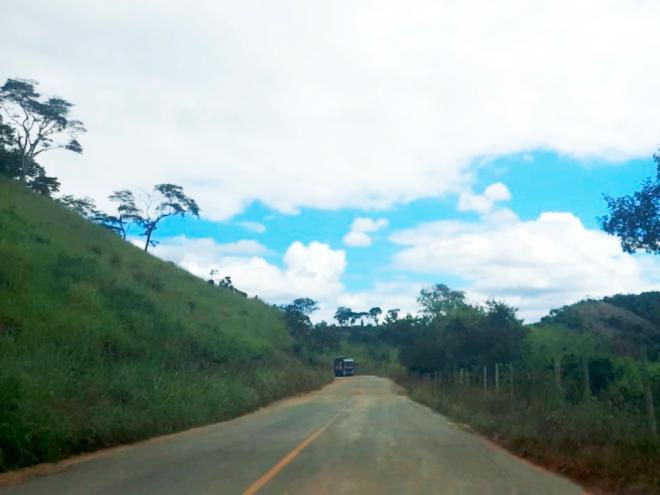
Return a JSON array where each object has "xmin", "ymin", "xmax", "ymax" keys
[{"xmin": 0, "ymin": 376, "xmax": 584, "ymax": 495}]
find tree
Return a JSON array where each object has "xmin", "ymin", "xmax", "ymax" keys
[
  {"xmin": 599, "ymin": 152, "xmax": 660, "ymax": 254},
  {"xmin": 96, "ymin": 190, "xmax": 142, "ymax": 239},
  {"xmin": 417, "ymin": 284, "xmax": 467, "ymax": 319},
  {"xmin": 287, "ymin": 298, "xmax": 319, "ymax": 316},
  {"xmin": 368, "ymin": 306, "xmax": 383, "ymax": 325},
  {"xmin": 280, "ymin": 298, "xmax": 318, "ymax": 345},
  {"xmin": 334, "ymin": 307, "xmax": 353, "ymax": 326},
  {"xmin": 208, "ymin": 269, "xmax": 235, "ymax": 289},
  {"xmin": 58, "ymin": 195, "xmax": 102, "ymax": 220},
  {"xmin": 384, "ymin": 308, "xmax": 400, "ymax": 324},
  {"xmin": 0, "ymin": 78, "xmax": 85, "ymax": 184},
  {"xmin": 0, "ymin": 113, "xmax": 13, "ymax": 147},
  {"xmin": 351, "ymin": 311, "xmax": 369, "ymax": 326},
  {"xmin": 137, "ymin": 184, "xmax": 200, "ymax": 251},
  {"xmin": 0, "ymin": 114, "xmax": 60, "ymax": 196}
]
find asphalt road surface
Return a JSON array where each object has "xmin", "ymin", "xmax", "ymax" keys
[{"xmin": 0, "ymin": 376, "xmax": 585, "ymax": 494}]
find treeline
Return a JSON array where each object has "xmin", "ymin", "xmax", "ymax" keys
[
  {"xmin": 0, "ymin": 78, "xmax": 199, "ymax": 252},
  {"xmin": 278, "ymin": 284, "xmax": 526, "ymax": 373},
  {"xmin": 275, "ymin": 284, "xmax": 660, "ymax": 493}
]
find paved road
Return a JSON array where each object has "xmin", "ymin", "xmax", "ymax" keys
[{"xmin": 0, "ymin": 376, "xmax": 584, "ymax": 494}]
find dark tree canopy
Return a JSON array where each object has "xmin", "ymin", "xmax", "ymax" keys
[
  {"xmin": 417, "ymin": 284, "xmax": 468, "ymax": 319},
  {"xmin": 280, "ymin": 299, "xmax": 340, "ymax": 355},
  {"xmin": 0, "ymin": 114, "xmax": 60, "ymax": 196},
  {"xmin": 398, "ymin": 291, "xmax": 526, "ymax": 373},
  {"xmin": 288, "ymin": 298, "xmax": 319, "ymax": 316},
  {"xmin": 334, "ymin": 306, "xmax": 353, "ymax": 326},
  {"xmin": 600, "ymin": 153, "xmax": 660, "ymax": 254},
  {"xmin": 0, "ymin": 78, "xmax": 85, "ymax": 184},
  {"xmin": 368, "ymin": 306, "xmax": 383, "ymax": 325}
]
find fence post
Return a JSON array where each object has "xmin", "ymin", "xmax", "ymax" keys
[
  {"xmin": 466, "ymin": 368, "xmax": 470, "ymax": 387},
  {"xmin": 582, "ymin": 356, "xmax": 591, "ymax": 400},
  {"xmin": 641, "ymin": 344, "xmax": 658, "ymax": 440},
  {"xmin": 495, "ymin": 363, "xmax": 500, "ymax": 392},
  {"xmin": 483, "ymin": 366, "xmax": 487, "ymax": 391},
  {"xmin": 509, "ymin": 362, "xmax": 514, "ymax": 399},
  {"xmin": 554, "ymin": 356, "xmax": 563, "ymax": 395}
]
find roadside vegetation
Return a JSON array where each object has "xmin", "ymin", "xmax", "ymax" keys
[
  {"xmin": 0, "ymin": 180, "xmax": 331, "ymax": 472},
  {"xmin": 305, "ymin": 285, "xmax": 660, "ymax": 494}
]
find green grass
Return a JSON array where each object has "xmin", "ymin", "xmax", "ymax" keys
[{"xmin": 0, "ymin": 180, "xmax": 331, "ymax": 471}]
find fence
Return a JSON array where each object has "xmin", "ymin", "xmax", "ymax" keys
[{"xmin": 418, "ymin": 355, "xmax": 658, "ymax": 440}]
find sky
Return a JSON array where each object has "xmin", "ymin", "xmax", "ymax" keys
[{"xmin": 2, "ymin": 0, "xmax": 660, "ymax": 322}]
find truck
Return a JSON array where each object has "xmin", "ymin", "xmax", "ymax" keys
[{"xmin": 333, "ymin": 357, "xmax": 356, "ymax": 377}]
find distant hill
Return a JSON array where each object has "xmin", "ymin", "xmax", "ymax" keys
[
  {"xmin": 539, "ymin": 292, "xmax": 660, "ymax": 358},
  {"xmin": 0, "ymin": 179, "xmax": 329, "ymax": 471}
]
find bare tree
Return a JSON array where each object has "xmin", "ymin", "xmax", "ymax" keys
[{"xmin": 137, "ymin": 184, "xmax": 200, "ymax": 251}]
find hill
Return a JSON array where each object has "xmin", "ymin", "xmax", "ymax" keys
[
  {"xmin": 539, "ymin": 294, "xmax": 660, "ymax": 358},
  {"xmin": 0, "ymin": 179, "xmax": 330, "ymax": 472}
]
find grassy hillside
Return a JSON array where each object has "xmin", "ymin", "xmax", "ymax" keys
[
  {"xmin": 539, "ymin": 295, "xmax": 660, "ymax": 357},
  {"xmin": 0, "ymin": 180, "xmax": 330, "ymax": 471}
]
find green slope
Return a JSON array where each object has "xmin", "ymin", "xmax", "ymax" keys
[
  {"xmin": 539, "ymin": 294, "xmax": 660, "ymax": 358},
  {"xmin": 0, "ymin": 179, "xmax": 330, "ymax": 471}
]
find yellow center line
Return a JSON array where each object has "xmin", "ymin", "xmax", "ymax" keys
[{"xmin": 241, "ymin": 412, "xmax": 339, "ymax": 495}]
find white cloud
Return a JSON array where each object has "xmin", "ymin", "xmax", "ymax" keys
[
  {"xmin": 343, "ymin": 217, "xmax": 389, "ymax": 247},
  {"xmin": 343, "ymin": 231, "xmax": 372, "ymax": 248},
  {"xmin": 333, "ymin": 281, "xmax": 422, "ymax": 320},
  {"xmin": 391, "ymin": 212, "xmax": 660, "ymax": 321},
  {"xmin": 150, "ymin": 237, "xmax": 270, "ymax": 270},
  {"xmin": 237, "ymin": 221, "xmax": 266, "ymax": 234},
  {"xmin": 150, "ymin": 235, "xmax": 419, "ymax": 322},
  {"xmin": 151, "ymin": 237, "xmax": 346, "ymax": 304},
  {"xmin": 458, "ymin": 182, "xmax": 511, "ymax": 214},
  {"xmin": 2, "ymin": 1, "xmax": 660, "ymax": 219}
]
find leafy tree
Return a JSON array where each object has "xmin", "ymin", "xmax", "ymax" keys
[
  {"xmin": 280, "ymin": 300, "xmax": 339, "ymax": 354},
  {"xmin": 368, "ymin": 306, "xmax": 383, "ymax": 325},
  {"xmin": 208, "ymin": 269, "xmax": 235, "ymax": 289},
  {"xmin": 288, "ymin": 298, "xmax": 319, "ymax": 316},
  {"xmin": 308, "ymin": 321, "xmax": 341, "ymax": 354},
  {"xmin": 136, "ymin": 184, "xmax": 200, "ymax": 251},
  {"xmin": 0, "ymin": 114, "xmax": 60, "ymax": 196},
  {"xmin": 0, "ymin": 114, "xmax": 13, "ymax": 147},
  {"xmin": 0, "ymin": 78, "xmax": 85, "ymax": 184},
  {"xmin": 58, "ymin": 195, "xmax": 102, "ymax": 220},
  {"xmin": 417, "ymin": 284, "xmax": 467, "ymax": 319},
  {"xmin": 352, "ymin": 311, "xmax": 370, "ymax": 326},
  {"xmin": 398, "ymin": 286, "xmax": 526, "ymax": 373},
  {"xmin": 280, "ymin": 298, "xmax": 326, "ymax": 355},
  {"xmin": 334, "ymin": 306, "xmax": 353, "ymax": 326},
  {"xmin": 101, "ymin": 190, "xmax": 141, "ymax": 239},
  {"xmin": 384, "ymin": 308, "xmax": 400, "ymax": 324},
  {"xmin": 218, "ymin": 276, "xmax": 234, "ymax": 289},
  {"xmin": 599, "ymin": 153, "xmax": 660, "ymax": 254}
]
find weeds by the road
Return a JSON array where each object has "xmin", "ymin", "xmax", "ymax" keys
[
  {"xmin": 0, "ymin": 181, "xmax": 332, "ymax": 472},
  {"xmin": 404, "ymin": 379, "xmax": 660, "ymax": 495}
]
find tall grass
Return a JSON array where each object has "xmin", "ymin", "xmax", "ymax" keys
[
  {"xmin": 404, "ymin": 377, "xmax": 660, "ymax": 494},
  {"xmin": 0, "ymin": 180, "xmax": 331, "ymax": 471}
]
